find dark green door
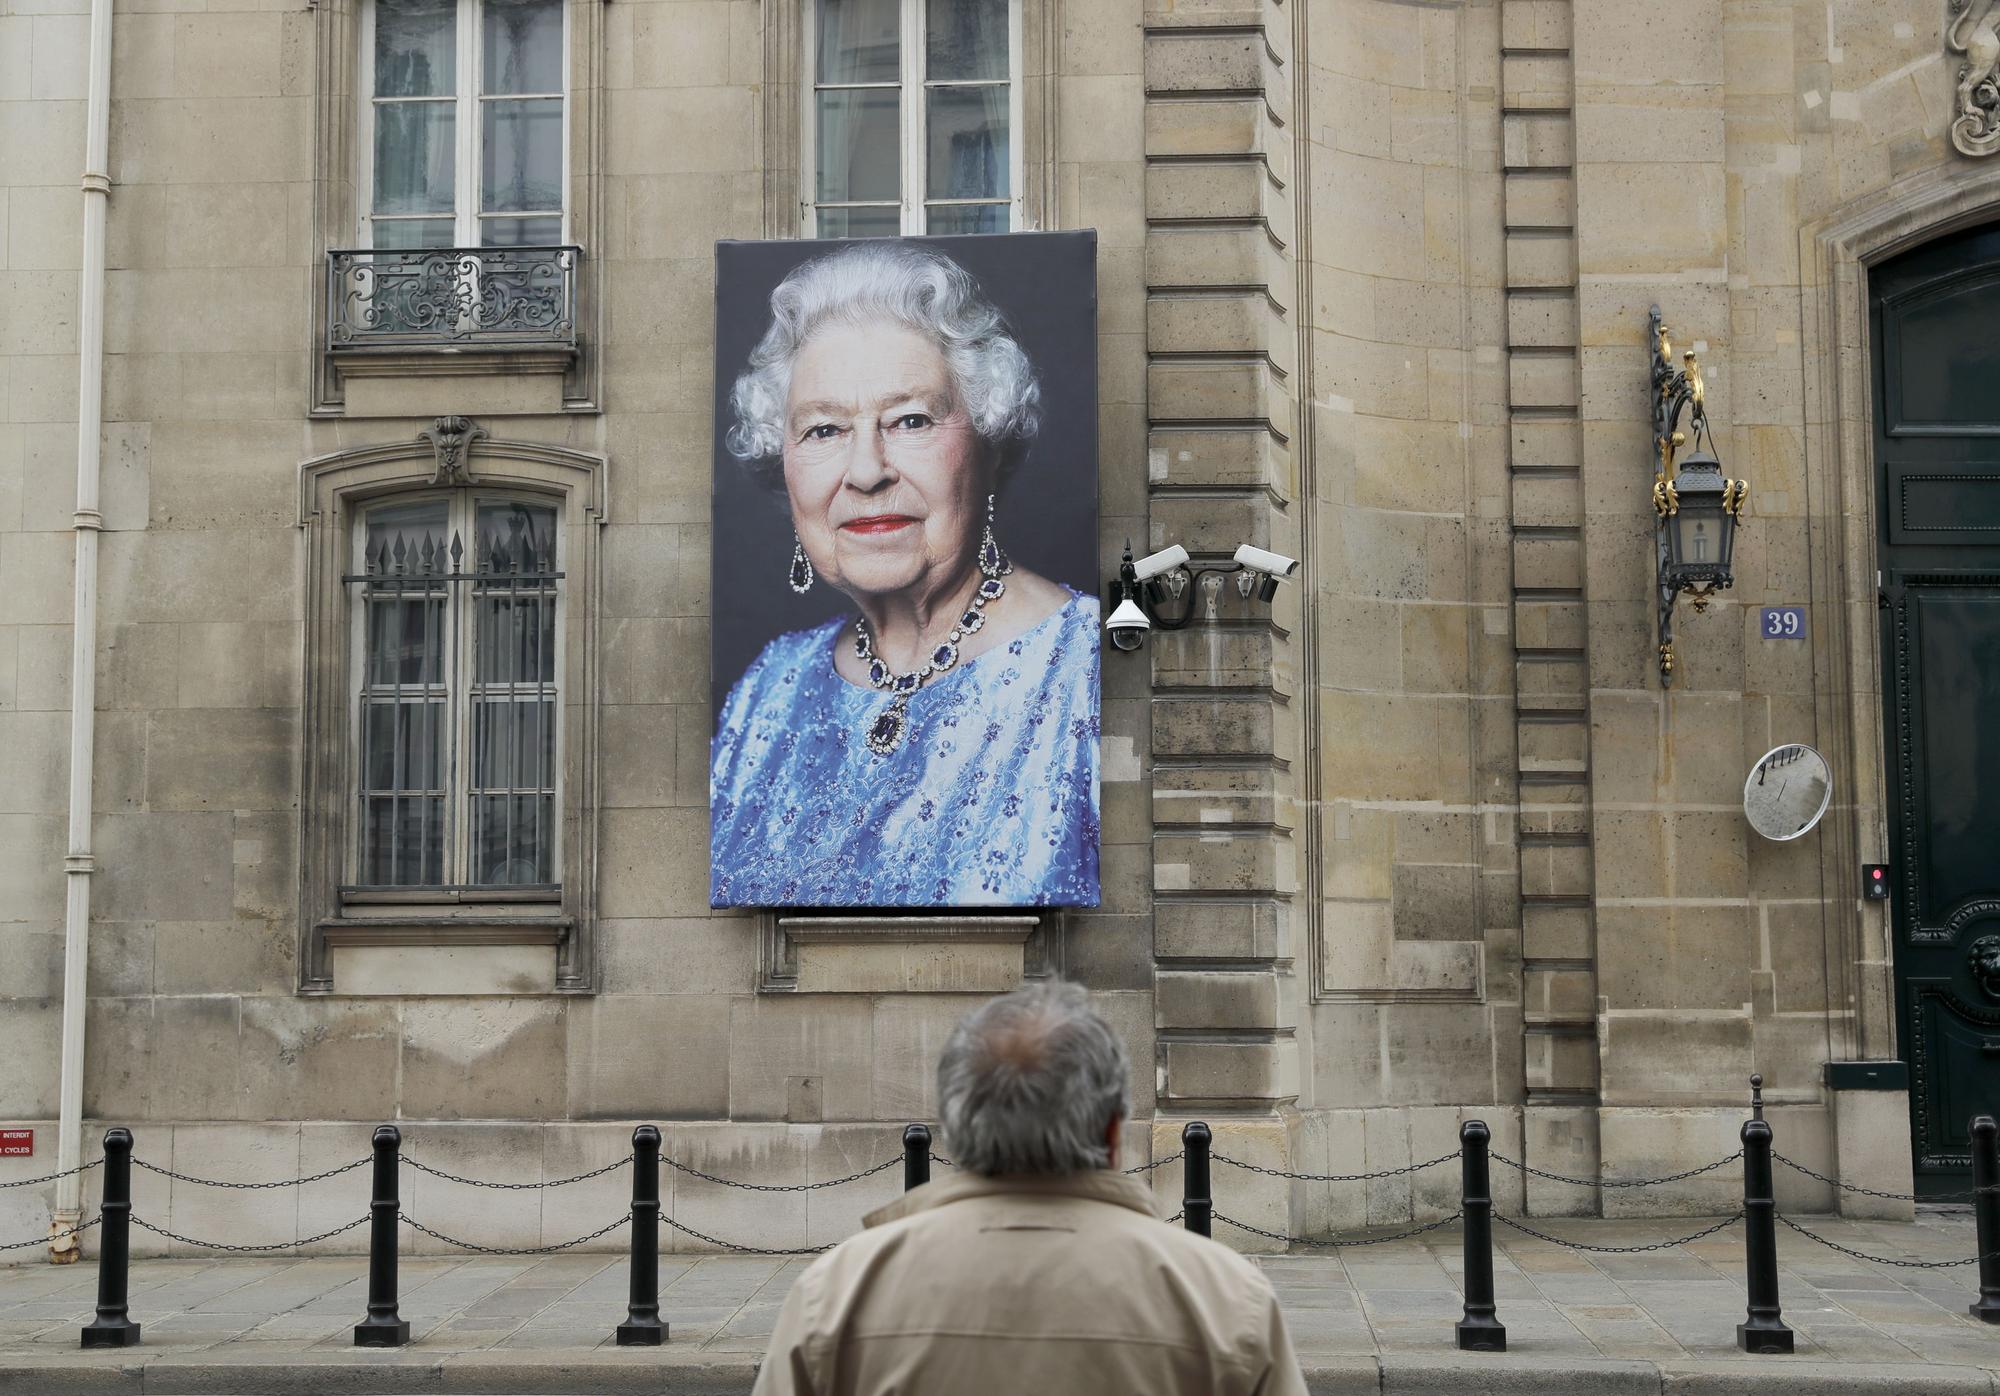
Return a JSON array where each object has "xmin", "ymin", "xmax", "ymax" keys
[{"xmin": 1874, "ymin": 223, "xmax": 2000, "ymax": 1195}]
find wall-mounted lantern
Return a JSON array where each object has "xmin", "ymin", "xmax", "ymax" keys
[
  {"xmin": 1104, "ymin": 542, "xmax": 1297, "ymax": 652},
  {"xmin": 1650, "ymin": 306, "xmax": 1748, "ymax": 685}
]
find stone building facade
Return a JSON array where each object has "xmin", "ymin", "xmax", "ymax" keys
[{"xmin": 1, "ymin": 0, "xmax": 1994, "ymax": 1254}]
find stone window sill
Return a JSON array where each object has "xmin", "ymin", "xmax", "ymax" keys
[
  {"xmin": 762, "ymin": 914, "xmax": 1046, "ymax": 994},
  {"xmin": 316, "ymin": 918, "xmax": 570, "ymax": 996}
]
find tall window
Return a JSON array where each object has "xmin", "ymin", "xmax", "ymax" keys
[
  {"xmin": 807, "ymin": 0, "xmax": 1019, "ymax": 236},
  {"xmin": 351, "ymin": 495, "xmax": 562, "ymax": 891},
  {"xmin": 361, "ymin": 0, "xmax": 566, "ymax": 248}
]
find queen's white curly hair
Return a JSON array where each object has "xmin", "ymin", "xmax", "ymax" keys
[{"xmin": 724, "ymin": 241, "xmax": 1041, "ymax": 489}]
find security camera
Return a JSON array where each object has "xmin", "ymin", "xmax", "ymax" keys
[
  {"xmin": 1232, "ymin": 544, "xmax": 1297, "ymax": 604},
  {"xmin": 1132, "ymin": 544, "xmax": 1190, "ymax": 583},
  {"xmin": 1232, "ymin": 544, "xmax": 1298, "ymax": 578},
  {"xmin": 1104, "ymin": 596, "xmax": 1152, "ymax": 652}
]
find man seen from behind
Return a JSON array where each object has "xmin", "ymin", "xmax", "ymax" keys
[{"xmin": 752, "ymin": 979, "xmax": 1308, "ymax": 1395}]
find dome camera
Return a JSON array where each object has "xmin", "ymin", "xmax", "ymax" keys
[{"xmin": 1105, "ymin": 596, "xmax": 1152, "ymax": 652}]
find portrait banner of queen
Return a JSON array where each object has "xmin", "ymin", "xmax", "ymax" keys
[{"xmin": 708, "ymin": 232, "xmax": 1101, "ymax": 910}]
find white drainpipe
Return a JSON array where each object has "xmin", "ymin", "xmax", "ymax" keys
[{"xmin": 51, "ymin": 0, "xmax": 115, "ymax": 1262}]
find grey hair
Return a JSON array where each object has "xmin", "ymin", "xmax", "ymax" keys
[
  {"xmin": 724, "ymin": 241, "xmax": 1042, "ymax": 490},
  {"xmin": 937, "ymin": 980, "xmax": 1130, "ymax": 1177}
]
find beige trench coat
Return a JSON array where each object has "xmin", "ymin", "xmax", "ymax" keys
[{"xmin": 750, "ymin": 1168, "xmax": 1308, "ymax": 1396}]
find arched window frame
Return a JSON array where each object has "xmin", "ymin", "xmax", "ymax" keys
[{"xmin": 298, "ymin": 428, "xmax": 607, "ymax": 993}]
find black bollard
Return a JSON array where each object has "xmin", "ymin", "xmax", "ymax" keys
[
  {"xmin": 1455, "ymin": 1120, "xmax": 1506, "ymax": 1352},
  {"xmin": 1969, "ymin": 1115, "xmax": 2000, "ymax": 1324},
  {"xmin": 353, "ymin": 1125, "xmax": 409, "ymax": 1348},
  {"xmin": 1182, "ymin": 1122, "xmax": 1212, "ymax": 1238},
  {"xmin": 617, "ymin": 1125, "xmax": 667, "ymax": 1346},
  {"xmin": 903, "ymin": 1124, "xmax": 931, "ymax": 1191},
  {"xmin": 1737, "ymin": 1075, "xmax": 1794, "ymax": 1354},
  {"xmin": 80, "ymin": 1127, "xmax": 139, "ymax": 1349}
]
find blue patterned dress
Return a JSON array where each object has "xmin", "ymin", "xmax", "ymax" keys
[{"xmin": 711, "ymin": 592, "xmax": 1101, "ymax": 908}]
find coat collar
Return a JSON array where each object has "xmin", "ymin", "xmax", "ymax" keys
[{"xmin": 863, "ymin": 1168, "xmax": 1164, "ymax": 1229}]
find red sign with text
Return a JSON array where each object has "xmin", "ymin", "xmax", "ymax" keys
[{"xmin": 0, "ymin": 1130, "xmax": 31, "ymax": 1157}]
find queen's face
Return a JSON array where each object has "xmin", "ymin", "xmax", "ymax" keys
[{"xmin": 781, "ymin": 320, "xmax": 989, "ymax": 603}]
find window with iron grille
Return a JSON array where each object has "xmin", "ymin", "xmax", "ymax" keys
[
  {"xmin": 805, "ymin": 0, "xmax": 1021, "ymax": 237},
  {"xmin": 348, "ymin": 494, "xmax": 562, "ymax": 894}
]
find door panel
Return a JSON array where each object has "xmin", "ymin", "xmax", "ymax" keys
[{"xmin": 1874, "ymin": 223, "xmax": 2000, "ymax": 1194}]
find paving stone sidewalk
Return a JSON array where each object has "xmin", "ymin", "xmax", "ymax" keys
[{"xmin": 1, "ymin": 1211, "xmax": 1997, "ymax": 1393}]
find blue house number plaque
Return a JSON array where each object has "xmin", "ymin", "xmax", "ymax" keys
[{"xmin": 1760, "ymin": 607, "xmax": 1806, "ymax": 639}]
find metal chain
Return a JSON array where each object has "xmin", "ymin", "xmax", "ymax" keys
[
  {"xmin": 399, "ymin": 1210, "xmax": 631, "ymax": 1255},
  {"xmin": 929, "ymin": 1152, "xmax": 955, "ymax": 1168},
  {"xmin": 133, "ymin": 1156, "xmax": 371, "ymax": 1191},
  {"xmin": 1494, "ymin": 1210, "xmax": 1744, "ymax": 1253},
  {"xmin": 1211, "ymin": 1149, "xmax": 1461, "ymax": 1184},
  {"xmin": 402, "ymin": 1154, "xmax": 634, "ymax": 1191},
  {"xmin": 1776, "ymin": 1212, "xmax": 2000, "ymax": 1268},
  {"xmin": 0, "ymin": 1216, "xmax": 100, "ymax": 1253},
  {"xmin": 661, "ymin": 1154, "xmax": 902, "ymax": 1192},
  {"xmin": 657, "ymin": 1213, "xmax": 831, "ymax": 1256},
  {"xmin": 1164, "ymin": 1210, "xmax": 1185, "ymax": 1224},
  {"xmin": 0, "ymin": 1158, "xmax": 102, "ymax": 1189},
  {"xmin": 1489, "ymin": 1150, "xmax": 1743, "ymax": 1190},
  {"xmin": 1212, "ymin": 1210, "xmax": 1465, "ymax": 1247},
  {"xmin": 1771, "ymin": 1152, "xmax": 1993, "ymax": 1204},
  {"xmin": 130, "ymin": 1213, "xmax": 371, "ymax": 1252}
]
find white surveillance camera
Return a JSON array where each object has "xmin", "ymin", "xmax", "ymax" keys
[
  {"xmin": 1104, "ymin": 596, "xmax": 1152, "ymax": 652},
  {"xmin": 1232, "ymin": 543, "xmax": 1299, "ymax": 579},
  {"xmin": 1132, "ymin": 544, "xmax": 1191, "ymax": 583}
]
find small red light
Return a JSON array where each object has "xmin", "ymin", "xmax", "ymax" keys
[{"xmin": 1872, "ymin": 869, "xmax": 1883, "ymax": 879}]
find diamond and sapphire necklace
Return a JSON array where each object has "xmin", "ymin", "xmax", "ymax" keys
[{"xmin": 851, "ymin": 495, "xmax": 1010, "ymax": 756}]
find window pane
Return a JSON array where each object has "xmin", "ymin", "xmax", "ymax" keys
[
  {"xmin": 477, "ymin": 501, "xmax": 556, "ymax": 571},
  {"xmin": 482, "ymin": 97, "xmax": 563, "ymax": 213},
  {"xmin": 373, "ymin": 101, "xmax": 456, "ymax": 214},
  {"xmin": 927, "ymin": 85, "xmax": 1007, "ymax": 200},
  {"xmin": 365, "ymin": 500, "xmax": 451, "ymax": 573},
  {"xmin": 474, "ymin": 699, "xmax": 555, "ymax": 790},
  {"xmin": 482, "ymin": 0, "xmax": 563, "ymax": 94},
  {"xmin": 375, "ymin": 0, "xmax": 455, "ymax": 97},
  {"xmin": 363, "ymin": 795, "xmax": 445, "ymax": 885},
  {"xmin": 926, "ymin": 0, "xmax": 1006, "ymax": 81},
  {"xmin": 476, "ymin": 591, "xmax": 556, "ymax": 682},
  {"xmin": 925, "ymin": 202, "xmax": 1006, "ymax": 235},
  {"xmin": 480, "ymin": 214, "xmax": 563, "ymax": 246},
  {"xmin": 816, "ymin": 89, "xmax": 900, "ymax": 203},
  {"xmin": 816, "ymin": 0, "xmax": 899, "ymax": 83},
  {"xmin": 363, "ymin": 699, "xmax": 446, "ymax": 791},
  {"xmin": 471, "ymin": 794, "xmax": 554, "ymax": 885},
  {"xmin": 372, "ymin": 217, "xmax": 456, "ymax": 249},
  {"xmin": 816, "ymin": 205, "xmax": 902, "ymax": 238},
  {"xmin": 366, "ymin": 594, "xmax": 447, "ymax": 685}
]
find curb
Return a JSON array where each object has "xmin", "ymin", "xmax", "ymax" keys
[{"xmin": 2, "ymin": 1353, "xmax": 1996, "ymax": 1395}]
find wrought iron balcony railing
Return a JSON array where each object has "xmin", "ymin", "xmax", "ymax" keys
[{"xmin": 327, "ymin": 246, "xmax": 581, "ymax": 354}]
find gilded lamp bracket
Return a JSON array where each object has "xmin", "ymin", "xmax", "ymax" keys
[{"xmin": 1649, "ymin": 306, "xmax": 1748, "ymax": 687}]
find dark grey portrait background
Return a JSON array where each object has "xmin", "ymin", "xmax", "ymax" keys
[{"xmin": 709, "ymin": 231, "xmax": 1100, "ymax": 726}]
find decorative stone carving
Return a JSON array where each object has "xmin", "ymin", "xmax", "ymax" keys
[
  {"xmin": 1969, "ymin": 934, "xmax": 2000, "ymax": 1000},
  {"xmin": 419, "ymin": 415, "xmax": 488, "ymax": 486},
  {"xmin": 1950, "ymin": 0, "xmax": 2000, "ymax": 156}
]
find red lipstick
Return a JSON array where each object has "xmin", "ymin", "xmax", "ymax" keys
[{"xmin": 840, "ymin": 515, "xmax": 918, "ymax": 534}]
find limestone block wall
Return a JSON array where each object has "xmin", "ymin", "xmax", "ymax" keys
[
  {"xmin": 0, "ymin": 0, "xmax": 1163, "ymax": 1253},
  {"xmin": 1287, "ymin": 0, "xmax": 1525, "ymax": 1225},
  {"xmin": 2, "ymin": 0, "xmax": 1988, "ymax": 1253},
  {"xmin": 1568, "ymin": 0, "xmax": 1971, "ymax": 1208},
  {"xmin": 1139, "ymin": 0, "xmax": 1304, "ymax": 1244}
]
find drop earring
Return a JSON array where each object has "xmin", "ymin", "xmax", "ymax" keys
[
  {"xmin": 788, "ymin": 535, "xmax": 814, "ymax": 593},
  {"xmin": 977, "ymin": 493, "xmax": 1011, "ymax": 579}
]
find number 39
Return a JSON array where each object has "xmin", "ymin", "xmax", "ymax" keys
[{"xmin": 1763, "ymin": 609, "xmax": 1801, "ymax": 637}]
